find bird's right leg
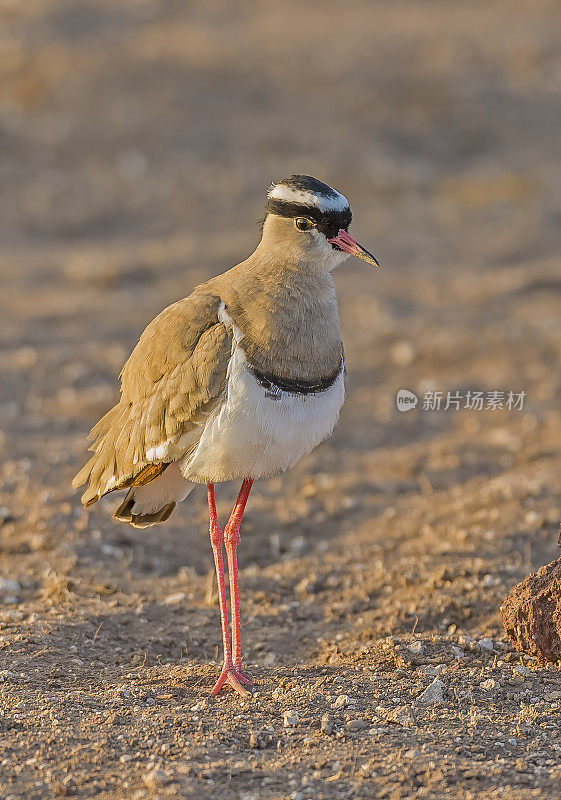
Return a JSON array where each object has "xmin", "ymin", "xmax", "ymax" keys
[
  {"xmin": 207, "ymin": 483, "xmax": 249, "ymax": 697},
  {"xmin": 224, "ymin": 479, "xmax": 254, "ymax": 686}
]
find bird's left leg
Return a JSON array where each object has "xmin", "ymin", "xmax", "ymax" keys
[
  {"xmin": 224, "ymin": 478, "xmax": 254, "ymax": 686},
  {"xmin": 207, "ymin": 483, "xmax": 248, "ymax": 697}
]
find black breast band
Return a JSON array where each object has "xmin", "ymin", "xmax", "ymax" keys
[{"xmin": 250, "ymin": 360, "xmax": 343, "ymax": 396}]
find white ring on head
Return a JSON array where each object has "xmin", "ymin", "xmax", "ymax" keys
[{"xmin": 268, "ymin": 183, "xmax": 349, "ymax": 213}]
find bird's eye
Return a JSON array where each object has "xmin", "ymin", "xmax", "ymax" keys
[{"xmin": 295, "ymin": 217, "xmax": 314, "ymax": 231}]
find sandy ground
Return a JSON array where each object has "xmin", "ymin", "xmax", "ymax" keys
[{"xmin": 2, "ymin": 1, "xmax": 561, "ymax": 798}]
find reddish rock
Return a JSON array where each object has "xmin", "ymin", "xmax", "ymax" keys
[{"xmin": 501, "ymin": 556, "xmax": 561, "ymax": 661}]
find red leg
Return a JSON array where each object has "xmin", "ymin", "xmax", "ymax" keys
[
  {"xmin": 224, "ymin": 479, "xmax": 254, "ymax": 684},
  {"xmin": 207, "ymin": 484, "xmax": 248, "ymax": 697}
]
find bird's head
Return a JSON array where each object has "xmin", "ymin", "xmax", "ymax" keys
[{"xmin": 260, "ymin": 174, "xmax": 380, "ymax": 272}]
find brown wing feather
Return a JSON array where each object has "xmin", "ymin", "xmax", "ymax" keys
[{"xmin": 73, "ymin": 290, "xmax": 231, "ymax": 508}]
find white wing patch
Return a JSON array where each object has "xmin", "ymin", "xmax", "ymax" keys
[{"xmin": 218, "ymin": 302, "xmax": 243, "ymax": 343}]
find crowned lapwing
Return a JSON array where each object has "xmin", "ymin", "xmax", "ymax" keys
[{"xmin": 73, "ymin": 174, "xmax": 380, "ymax": 696}]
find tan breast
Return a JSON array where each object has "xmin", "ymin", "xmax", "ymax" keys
[{"xmin": 208, "ymin": 258, "xmax": 343, "ymax": 382}]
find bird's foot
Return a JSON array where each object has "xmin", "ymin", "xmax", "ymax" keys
[
  {"xmin": 210, "ymin": 660, "xmax": 253, "ymax": 697},
  {"xmin": 234, "ymin": 664, "xmax": 254, "ymax": 687}
]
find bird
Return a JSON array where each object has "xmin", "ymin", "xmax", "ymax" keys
[{"xmin": 73, "ymin": 174, "xmax": 380, "ymax": 696}]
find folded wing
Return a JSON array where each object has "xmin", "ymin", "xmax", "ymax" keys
[{"xmin": 72, "ymin": 291, "xmax": 231, "ymax": 508}]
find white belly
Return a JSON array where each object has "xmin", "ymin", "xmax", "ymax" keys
[{"xmin": 182, "ymin": 345, "xmax": 345, "ymax": 483}]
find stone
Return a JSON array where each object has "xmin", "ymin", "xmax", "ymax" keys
[
  {"xmin": 163, "ymin": 592, "xmax": 187, "ymax": 605},
  {"xmin": 249, "ymin": 728, "xmax": 275, "ymax": 749},
  {"xmin": 283, "ymin": 709, "xmax": 299, "ymax": 727},
  {"xmin": 501, "ymin": 556, "xmax": 561, "ymax": 661},
  {"xmin": 0, "ymin": 578, "xmax": 20, "ymax": 593},
  {"xmin": 346, "ymin": 719, "xmax": 368, "ymax": 731},
  {"xmin": 142, "ymin": 765, "xmax": 169, "ymax": 790},
  {"xmin": 416, "ymin": 678, "xmax": 446, "ymax": 705},
  {"xmin": 321, "ymin": 713, "xmax": 334, "ymax": 735},
  {"xmin": 288, "ymin": 536, "xmax": 308, "ymax": 555},
  {"xmin": 332, "ymin": 694, "xmax": 350, "ymax": 709}
]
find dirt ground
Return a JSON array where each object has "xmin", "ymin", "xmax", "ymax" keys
[{"xmin": 2, "ymin": 1, "xmax": 561, "ymax": 798}]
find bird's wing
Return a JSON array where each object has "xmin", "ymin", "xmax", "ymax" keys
[{"xmin": 72, "ymin": 291, "xmax": 231, "ymax": 507}]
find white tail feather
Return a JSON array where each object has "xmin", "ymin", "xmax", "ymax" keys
[{"xmin": 129, "ymin": 461, "xmax": 194, "ymax": 515}]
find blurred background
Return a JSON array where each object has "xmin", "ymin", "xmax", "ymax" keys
[{"xmin": 2, "ymin": 2, "xmax": 561, "ymax": 796}]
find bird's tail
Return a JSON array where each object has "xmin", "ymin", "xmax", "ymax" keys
[{"xmin": 113, "ymin": 461, "xmax": 194, "ymax": 528}]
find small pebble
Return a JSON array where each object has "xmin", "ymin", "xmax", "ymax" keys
[
  {"xmin": 142, "ymin": 766, "xmax": 169, "ymax": 790},
  {"xmin": 283, "ymin": 709, "xmax": 299, "ymax": 727},
  {"xmin": 296, "ymin": 577, "xmax": 316, "ymax": 596},
  {"xmin": 416, "ymin": 678, "xmax": 446, "ymax": 705},
  {"xmin": 479, "ymin": 638, "xmax": 495, "ymax": 652},
  {"xmin": 0, "ymin": 578, "xmax": 20, "ymax": 593},
  {"xmin": 346, "ymin": 718, "xmax": 368, "ymax": 731},
  {"xmin": 332, "ymin": 694, "xmax": 350, "ymax": 709},
  {"xmin": 289, "ymin": 536, "xmax": 308, "ymax": 555},
  {"xmin": 321, "ymin": 713, "xmax": 334, "ymax": 735},
  {"xmin": 480, "ymin": 678, "xmax": 499, "ymax": 691},
  {"xmin": 408, "ymin": 640, "xmax": 424, "ymax": 655},
  {"xmin": 163, "ymin": 592, "xmax": 187, "ymax": 605}
]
